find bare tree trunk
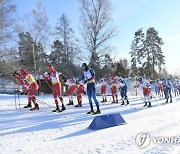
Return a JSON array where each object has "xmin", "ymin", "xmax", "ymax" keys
[{"xmin": 79, "ymin": 0, "xmax": 116, "ymax": 66}]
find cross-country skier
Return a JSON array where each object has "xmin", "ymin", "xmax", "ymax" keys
[
  {"xmin": 13, "ymin": 69, "xmax": 39, "ymax": 110},
  {"xmin": 99, "ymin": 75, "xmax": 107, "ymax": 102},
  {"xmin": 79, "ymin": 63, "xmax": 101, "ymax": 114},
  {"xmin": 158, "ymin": 80, "xmax": 164, "ymax": 97},
  {"xmin": 172, "ymin": 80, "xmax": 179, "ymax": 97},
  {"xmin": 142, "ymin": 79, "xmax": 152, "ymax": 107},
  {"xmin": 154, "ymin": 81, "xmax": 159, "ymax": 95},
  {"xmin": 75, "ymin": 81, "xmax": 85, "ymax": 107},
  {"xmin": 110, "ymin": 76, "xmax": 118, "ymax": 103},
  {"xmin": 42, "ymin": 65, "xmax": 66, "ymax": 112},
  {"xmin": 66, "ymin": 77, "xmax": 76, "ymax": 105},
  {"xmin": 162, "ymin": 79, "xmax": 172, "ymax": 103},
  {"xmin": 118, "ymin": 77, "xmax": 129, "ymax": 105}
]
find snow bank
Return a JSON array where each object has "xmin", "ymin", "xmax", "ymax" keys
[{"xmin": 0, "ymin": 94, "xmax": 180, "ymax": 154}]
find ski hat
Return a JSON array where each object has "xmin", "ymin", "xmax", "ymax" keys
[
  {"xmin": 82, "ymin": 63, "xmax": 87, "ymax": 67},
  {"xmin": 82, "ymin": 63, "xmax": 88, "ymax": 71},
  {"xmin": 48, "ymin": 65, "xmax": 55, "ymax": 73}
]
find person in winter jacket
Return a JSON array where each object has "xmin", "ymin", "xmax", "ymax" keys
[
  {"xmin": 66, "ymin": 77, "xmax": 76, "ymax": 105},
  {"xmin": 79, "ymin": 63, "xmax": 101, "ymax": 114},
  {"xmin": 162, "ymin": 79, "xmax": 172, "ymax": 103},
  {"xmin": 118, "ymin": 77, "xmax": 129, "ymax": 105},
  {"xmin": 110, "ymin": 76, "xmax": 118, "ymax": 103},
  {"xmin": 142, "ymin": 79, "xmax": 152, "ymax": 107},
  {"xmin": 99, "ymin": 75, "xmax": 107, "ymax": 102},
  {"xmin": 42, "ymin": 65, "xmax": 66, "ymax": 112},
  {"xmin": 13, "ymin": 69, "xmax": 39, "ymax": 110},
  {"xmin": 75, "ymin": 81, "xmax": 85, "ymax": 107}
]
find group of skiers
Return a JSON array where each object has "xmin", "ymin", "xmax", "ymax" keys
[
  {"xmin": 96, "ymin": 75, "xmax": 129, "ymax": 106},
  {"xmin": 12, "ymin": 63, "xmax": 101, "ymax": 114},
  {"xmin": 153, "ymin": 78, "xmax": 180, "ymax": 102},
  {"xmin": 138, "ymin": 77, "xmax": 180, "ymax": 107},
  {"xmin": 12, "ymin": 62, "xmax": 130, "ymax": 114},
  {"xmin": 12, "ymin": 63, "xmax": 180, "ymax": 114}
]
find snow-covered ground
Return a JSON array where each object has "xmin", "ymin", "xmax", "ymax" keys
[{"xmin": 0, "ymin": 93, "xmax": 180, "ymax": 154}]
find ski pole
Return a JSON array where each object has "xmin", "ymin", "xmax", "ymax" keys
[
  {"xmin": 151, "ymin": 94, "xmax": 159, "ymax": 104},
  {"xmin": 36, "ymin": 98, "xmax": 54, "ymax": 108},
  {"xmin": 15, "ymin": 78, "xmax": 21, "ymax": 111},
  {"xmin": 44, "ymin": 79, "xmax": 53, "ymax": 91},
  {"xmin": 17, "ymin": 89, "xmax": 21, "ymax": 111},
  {"xmin": 14, "ymin": 90, "xmax": 17, "ymax": 110}
]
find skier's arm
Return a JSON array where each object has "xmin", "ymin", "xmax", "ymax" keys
[
  {"xmin": 78, "ymin": 74, "xmax": 85, "ymax": 82},
  {"xmin": 14, "ymin": 74, "xmax": 25, "ymax": 86},
  {"xmin": 42, "ymin": 72, "xmax": 50, "ymax": 80}
]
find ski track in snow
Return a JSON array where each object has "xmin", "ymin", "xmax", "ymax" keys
[{"xmin": 0, "ymin": 94, "xmax": 180, "ymax": 154}]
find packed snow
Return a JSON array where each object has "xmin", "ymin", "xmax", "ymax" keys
[{"xmin": 0, "ymin": 92, "xmax": 180, "ymax": 154}]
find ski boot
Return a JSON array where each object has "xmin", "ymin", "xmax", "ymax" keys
[
  {"xmin": 93, "ymin": 107, "xmax": 101, "ymax": 114},
  {"xmin": 165, "ymin": 99, "xmax": 168, "ymax": 103},
  {"xmin": 121, "ymin": 101, "xmax": 125, "ymax": 105},
  {"xmin": 75, "ymin": 101, "xmax": 82, "ymax": 107},
  {"xmin": 126, "ymin": 100, "xmax": 129, "ymax": 105},
  {"xmin": 30, "ymin": 103, "xmax": 39, "ymax": 111},
  {"xmin": 24, "ymin": 103, "xmax": 32, "ymax": 108},
  {"xmin": 87, "ymin": 107, "xmax": 94, "ymax": 114},
  {"xmin": 75, "ymin": 104, "xmax": 82, "ymax": 107},
  {"xmin": 67, "ymin": 100, "xmax": 73, "ymax": 105},
  {"xmin": 170, "ymin": 98, "xmax": 172, "ymax": 103},
  {"xmin": 61, "ymin": 104, "xmax": 66, "ymax": 111},
  {"xmin": 147, "ymin": 102, "xmax": 151, "ymax": 107},
  {"xmin": 143, "ymin": 102, "xmax": 148, "ymax": 107},
  {"xmin": 52, "ymin": 108, "xmax": 61, "ymax": 113},
  {"xmin": 52, "ymin": 105, "xmax": 61, "ymax": 113}
]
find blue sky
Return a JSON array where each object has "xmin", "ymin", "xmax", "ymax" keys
[{"xmin": 14, "ymin": 0, "xmax": 180, "ymax": 75}]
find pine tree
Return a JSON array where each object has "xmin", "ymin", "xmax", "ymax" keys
[
  {"xmin": 144, "ymin": 27, "xmax": 165, "ymax": 79},
  {"xmin": 101, "ymin": 53, "xmax": 114, "ymax": 78},
  {"xmin": 49, "ymin": 40, "xmax": 64, "ymax": 65},
  {"xmin": 55, "ymin": 14, "xmax": 80, "ymax": 77},
  {"xmin": 130, "ymin": 27, "xmax": 165, "ymax": 78},
  {"xmin": 129, "ymin": 28, "xmax": 145, "ymax": 77},
  {"xmin": 18, "ymin": 32, "xmax": 34, "ymax": 72},
  {"xmin": 115, "ymin": 59, "xmax": 129, "ymax": 78}
]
